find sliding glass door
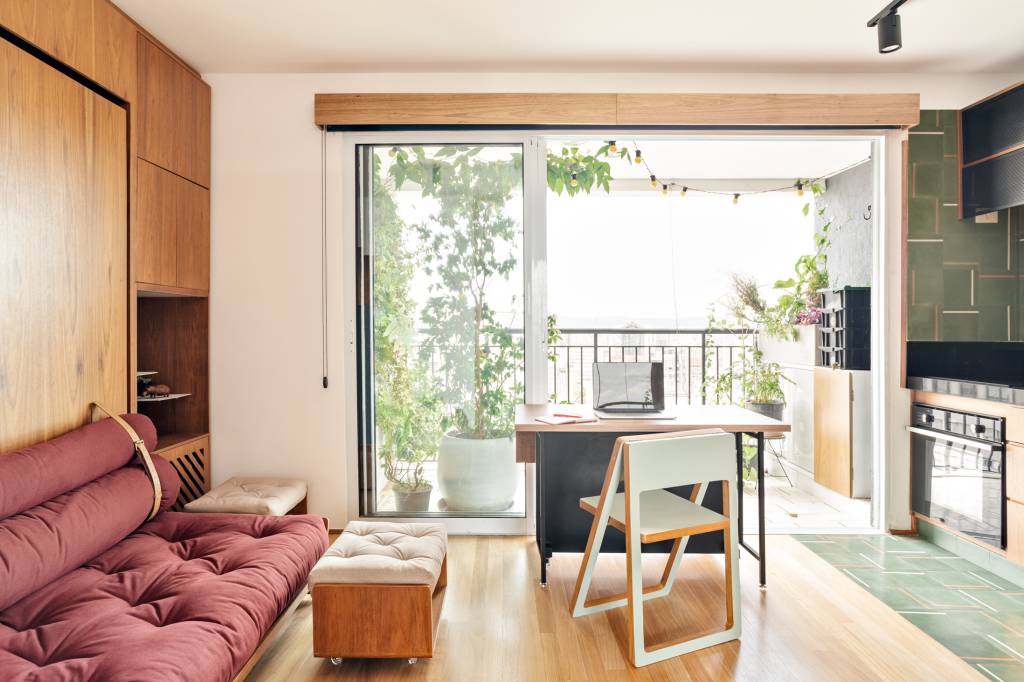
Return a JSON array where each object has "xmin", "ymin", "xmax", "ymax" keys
[{"xmin": 355, "ymin": 141, "xmax": 531, "ymax": 521}]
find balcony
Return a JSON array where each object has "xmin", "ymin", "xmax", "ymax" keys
[{"xmin": 546, "ymin": 327, "xmax": 753, "ymax": 406}]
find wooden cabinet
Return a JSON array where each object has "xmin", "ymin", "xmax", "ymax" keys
[
  {"xmin": 91, "ymin": 0, "xmax": 135, "ymax": 99},
  {"xmin": 813, "ymin": 368, "xmax": 872, "ymax": 498},
  {"xmin": 137, "ymin": 34, "xmax": 210, "ymax": 187},
  {"xmin": 0, "ymin": 0, "xmax": 94, "ymax": 77},
  {"xmin": 0, "ymin": 1, "xmax": 136, "ymax": 101},
  {"xmin": 136, "ymin": 159, "xmax": 210, "ymax": 292}
]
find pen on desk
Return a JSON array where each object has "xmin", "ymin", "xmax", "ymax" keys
[{"xmin": 553, "ymin": 412, "xmax": 583, "ymax": 418}]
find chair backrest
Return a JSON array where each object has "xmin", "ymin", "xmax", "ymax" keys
[{"xmin": 622, "ymin": 430, "xmax": 736, "ymax": 493}]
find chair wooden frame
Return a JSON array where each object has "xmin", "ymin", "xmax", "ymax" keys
[{"xmin": 570, "ymin": 430, "xmax": 741, "ymax": 667}]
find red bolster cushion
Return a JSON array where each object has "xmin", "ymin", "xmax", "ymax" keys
[
  {"xmin": 0, "ymin": 456, "xmax": 178, "ymax": 611},
  {"xmin": 0, "ymin": 414, "xmax": 157, "ymax": 520}
]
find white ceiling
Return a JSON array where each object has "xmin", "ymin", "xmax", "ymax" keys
[
  {"xmin": 549, "ymin": 139, "xmax": 873, "ymax": 181},
  {"xmin": 115, "ymin": 0, "xmax": 1024, "ymax": 75}
]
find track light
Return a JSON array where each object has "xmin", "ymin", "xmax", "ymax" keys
[{"xmin": 867, "ymin": 1, "xmax": 908, "ymax": 54}]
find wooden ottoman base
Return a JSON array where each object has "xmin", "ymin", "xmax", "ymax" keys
[{"xmin": 313, "ymin": 556, "xmax": 447, "ymax": 660}]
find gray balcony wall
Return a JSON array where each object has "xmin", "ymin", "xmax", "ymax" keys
[{"xmin": 818, "ymin": 160, "xmax": 874, "ymax": 289}]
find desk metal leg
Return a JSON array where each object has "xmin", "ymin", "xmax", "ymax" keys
[
  {"xmin": 756, "ymin": 431, "xmax": 766, "ymax": 587},
  {"xmin": 536, "ymin": 434, "xmax": 548, "ymax": 587},
  {"xmin": 735, "ymin": 432, "xmax": 767, "ymax": 588}
]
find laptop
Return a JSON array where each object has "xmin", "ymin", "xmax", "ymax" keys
[{"xmin": 592, "ymin": 362, "xmax": 675, "ymax": 420}]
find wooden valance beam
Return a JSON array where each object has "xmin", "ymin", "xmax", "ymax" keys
[{"xmin": 314, "ymin": 92, "xmax": 920, "ymax": 128}]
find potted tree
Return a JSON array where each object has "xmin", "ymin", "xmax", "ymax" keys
[
  {"xmin": 376, "ymin": 361, "xmax": 444, "ymax": 512},
  {"xmin": 391, "ymin": 146, "xmax": 524, "ymax": 512}
]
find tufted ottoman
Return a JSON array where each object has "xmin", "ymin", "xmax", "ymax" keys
[
  {"xmin": 309, "ymin": 521, "xmax": 448, "ymax": 664},
  {"xmin": 184, "ymin": 476, "xmax": 308, "ymax": 516}
]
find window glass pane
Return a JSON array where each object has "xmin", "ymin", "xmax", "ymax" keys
[{"xmin": 359, "ymin": 144, "xmax": 526, "ymax": 517}]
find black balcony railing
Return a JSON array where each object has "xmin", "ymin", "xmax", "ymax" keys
[
  {"xmin": 548, "ymin": 328, "xmax": 753, "ymax": 406},
  {"xmin": 416, "ymin": 327, "xmax": 754, "ymax": 407}
]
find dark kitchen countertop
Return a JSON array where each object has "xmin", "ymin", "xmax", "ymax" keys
[{"xmin": 908, "ymin": 376, "xmax": 1024, "ymax": 406}]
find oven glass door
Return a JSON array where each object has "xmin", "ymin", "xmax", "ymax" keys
[{"xmin": 911, "ymin": 428, "xmax": 1004, "ymax": 548}]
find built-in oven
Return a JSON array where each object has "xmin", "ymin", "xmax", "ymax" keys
[{"xmin": 909, "ymin": 403, "xmax": 1006, "ymax": 549}]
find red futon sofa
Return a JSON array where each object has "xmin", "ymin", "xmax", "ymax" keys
[{"xmin": 0, "ymin": 414, "xmax": 329, "ymax": 681}]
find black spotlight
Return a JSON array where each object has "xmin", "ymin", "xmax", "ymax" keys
[{"xmin": 867, "ymin": 1, "xmax": 909, "ymax": 54}]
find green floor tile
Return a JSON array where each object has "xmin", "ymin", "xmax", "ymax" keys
[{"xmin": 799, "ymin": 534, "xmax": 1024, "ymax": 677}]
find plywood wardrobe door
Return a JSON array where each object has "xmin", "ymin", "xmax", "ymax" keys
[
  {"xmin": 0, "ymin": 0, "xmax": 94, "ymax": 77},
  {"xmin": 0, "ymin": 37, "xmax": 127, "ymax": 453},
  {"xmin": 135, "ymin": 159, "xmax": 178, "ymax": 287},
  {"xmin": 176, "ymin": 182, "xmax": 210, "ymax": 291},
  {"xmin": 137, "ymin": 34, "xmax": 192, "ymax": 180},
  {"xmin": 92, "ymin": 0, "xmax": 136, "ymax": 100},
  {"xmin": 813, "ymin": 367, "xmax": 853, "ymax": 497}
]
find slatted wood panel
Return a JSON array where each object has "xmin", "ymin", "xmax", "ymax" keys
[
  {"xmin": 813, "ymin": 367, "xmax": 853, "ymax": 496},
  {"xmin": 0, "ymin": 36, "xmax": 127, "ymax": 454},
  {"xmin": 157, "ymin": 434, "xmax": 210, "ymax": 510}
]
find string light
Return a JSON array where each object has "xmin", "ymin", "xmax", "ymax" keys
[
  {"xmin": 388, "ymin": 146, "xmax": 398, "ymax": 158},
  {"xmin": 570, "ymin": 171, "xmax": 578, "ymax": 187},
  {"xmin": 679, "ymin": 186, "xmax": 688, "ymax": 198},
  {"xmin": 608, "ymin": 140, "xmax": 617, "ymax": 153},
  {"xmin": 649, "ymin": 174, "xmax": 658, "ymax": 188},
  {"xmin": 634, "ymin": 149, "xmax": 642, "ymax": 164},
  {"xmin": 795, "ymin": 180, "xmax": 804, "ymax": 197},
  {"xmin": 661, "ymin": 183, "xmax": 668, "ymax": 195},
  {"xmin": 733, "ymin": 193, "xmax": 740, "ymax": 205}
]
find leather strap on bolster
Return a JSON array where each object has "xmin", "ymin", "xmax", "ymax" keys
[{"xmin": 91, "ymin": 403, "xmax": 162, "ymax": 521}]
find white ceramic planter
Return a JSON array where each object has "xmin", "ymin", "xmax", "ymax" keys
[{"xmin": 437, "ymin": 433, "xmax": 516, "ymax": 512}]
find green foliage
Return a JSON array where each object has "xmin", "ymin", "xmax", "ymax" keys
[
  {"xmin": 546, "ymin": 144, "xmax": 626, "ymax": 196},
  {"xmin": 702, "ymin": 308, "xmax": 792, "ymax": 407},
  {"xmin": 390, "ymin": 146, "xmax": 524, "ymax": 440},
  {"xmin": 371, "ymin": 153, "xmax": 444, "ymax": 491}
]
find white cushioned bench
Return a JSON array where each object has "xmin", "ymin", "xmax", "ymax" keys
[
  {"xmin": 184, "ymin": 476, "xmax": 307, "ymax": 516},
  {"xmin": 310, "ymin": 521, "xmax": 448, "ymax": 664}
]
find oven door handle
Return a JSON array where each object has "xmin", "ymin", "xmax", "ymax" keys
[{"xmin": 906, "ymin": 425, "xmax": 1002, "ymax": 452}]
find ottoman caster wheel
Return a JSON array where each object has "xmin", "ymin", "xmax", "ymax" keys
[
  {"xmin": 408, "ymin": 658, "xmax": 418, "ymax": 665},
  {"xmin": 330, "ymin": 657, "xmax": 344, "ymax": 666}
]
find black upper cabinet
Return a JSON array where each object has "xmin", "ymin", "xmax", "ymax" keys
[{"xmin": 960, "ymin": 82, "xmax": 1024, "ymax": 219}]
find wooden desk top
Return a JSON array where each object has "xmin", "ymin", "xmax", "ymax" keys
[{"xmin": 515, "ymin": 403, "xmax": 790, "ymax": 434}]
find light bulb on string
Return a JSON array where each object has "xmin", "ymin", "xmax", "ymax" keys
[
  {"xmin": 650, "ymin": 174, "xmax": 657, "ymax": 188},
  {"xmin": 795, "ymin": 180, "xmax": 804, "ymax": 197},
  {"xmin": 608, "ymin": 141, "xmax": 617, "ymax": 153},
  {"xmin": 388, "ymin": 146, "xmax": 398, "ymax": 158},
  {"xmin": 634, "ymin": 149, "xmax": 642, "ymax": 165},
  {"xmin": 570, "ymin": 171, "xmax": 578, "ymax": 187},
  {"xmin": 733, "ymin": 193, "xmax": 740, "ymax": 205},
  {"xmin": 679, "ymin": 186, "xmax": 688, "ymax": 198},
  {"xmin": 661, "ymin": 183, "xmax": 668, "ymax": 196}
]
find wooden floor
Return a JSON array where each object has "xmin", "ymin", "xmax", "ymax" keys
[{"xmin": 247, "ymin": 535, "xmax": 980, "ymax": 681}]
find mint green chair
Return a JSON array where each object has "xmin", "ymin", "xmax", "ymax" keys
[{"xmin": 570, "ymin": 429, "xmax": 741, "ymax": 667}]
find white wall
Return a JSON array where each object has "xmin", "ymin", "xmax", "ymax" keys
[{"xmin": 207, "ymin": 71, "xmax": 1018, "ymax": 525}]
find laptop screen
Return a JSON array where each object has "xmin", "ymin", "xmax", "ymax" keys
[{"xmin": 592, "ymin": 362, "xmax": 665, "ymax": 412}]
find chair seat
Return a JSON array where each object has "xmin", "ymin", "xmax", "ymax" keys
[{"xmin": 580, "ymin": 490, "xmax": 727, "ymax": 543}]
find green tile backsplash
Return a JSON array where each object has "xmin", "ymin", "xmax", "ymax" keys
[{"xmin": 906, "ymin": 110, "xmax": 1021, "ymax": 341}]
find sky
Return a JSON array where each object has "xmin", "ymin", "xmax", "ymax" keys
[
  {"xmin": 547, "ymin": 189, "xmax": 814, "ymax": 328},
  {"xmin": 382, "ymin": 143, "xmax": 818, "ymax": 332}
]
